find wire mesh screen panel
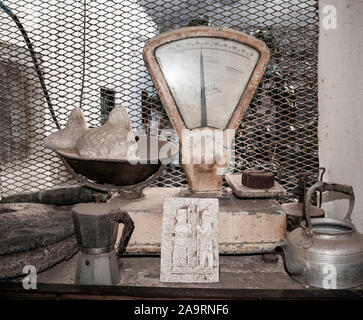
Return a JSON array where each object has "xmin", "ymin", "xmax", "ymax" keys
[{"xmin": 0, "ymin": 0, "xmax": 319, "ymax": 200}]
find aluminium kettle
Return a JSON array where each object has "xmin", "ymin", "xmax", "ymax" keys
[{"xmin": 282, "ymin": 181, "xmax": 363, "ymax": 289}]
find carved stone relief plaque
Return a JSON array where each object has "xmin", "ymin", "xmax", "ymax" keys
[{"xmin": 160, "ymin": 197, "xmax": 219, "ymax": 283}]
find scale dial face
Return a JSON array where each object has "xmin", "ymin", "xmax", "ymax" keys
[{"xmin": 155, "ymin": 37, "xmax": 260, "ymax": 129}]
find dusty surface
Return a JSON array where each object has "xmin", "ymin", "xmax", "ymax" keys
[
  {"xmin": 0, "ymin": 236, "xmax": 78, "ymax": 280},
  {"xmin": 0, "ymin": 203, "xmax": 74, "ymax": 254},
  {"xmin": 34, "ymin": 253, "xmax": 306, "ymax": 289}
]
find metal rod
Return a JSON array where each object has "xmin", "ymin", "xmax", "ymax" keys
[{"xmin": 79, "ymin": 0, "xmax": 87, "ymax": 109}]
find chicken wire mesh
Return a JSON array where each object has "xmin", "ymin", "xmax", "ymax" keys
[{"xmin": 0, "ymin": 0, "xmax": 319, "ymax": 200}]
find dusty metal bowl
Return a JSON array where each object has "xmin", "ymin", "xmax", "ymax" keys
[{"xmin": 56, "ymin": 135, "xmax": 178, "ymax": 188}]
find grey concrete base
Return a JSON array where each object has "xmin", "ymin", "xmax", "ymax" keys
[
  {"xmin": 73, "ymin": 187, "xmax": 286, "ymax": 255},
  {"xmin": 75, "ymin": 251, "xmax": 121, "ymax": 285}
]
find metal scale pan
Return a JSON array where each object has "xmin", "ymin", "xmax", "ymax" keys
[{"xmin": 56, "ymin": 136, "xmax": 177, "ymax": 194}]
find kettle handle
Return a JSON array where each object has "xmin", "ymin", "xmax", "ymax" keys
[
  {"xmin": 110, "ymin": 209, "xmax": 135, "ymax": 255},
  {"xmin": 304, "ymin": 182, "xmax": 355, "ymax": 232}
]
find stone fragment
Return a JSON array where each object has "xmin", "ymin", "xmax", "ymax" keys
[{"xmin": 160, "ymin": 197, "xmax": 219, "ymax": 283}]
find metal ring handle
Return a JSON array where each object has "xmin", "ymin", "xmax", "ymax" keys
[
  {"xmin": 110, "ymin": 209, "xmax": 135, "ymax": 255},
  {"xmin": 304, "ymin": 181, "xmax": 355, "ymax": 232}
]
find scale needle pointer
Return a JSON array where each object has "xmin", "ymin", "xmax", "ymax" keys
[{"xmin": 200, "ymin": 51, "xmax": 207, "ymax": 127}]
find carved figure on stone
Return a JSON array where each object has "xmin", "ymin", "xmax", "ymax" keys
[
  {"xmin": 161, "ymin": 197, "xmax": 219, "ymax": 283},
  {"xmin": 197, "ymin": 209, "xmax": 214, "ymax": 269},
  {"xmin": 172, "ymin": 208, "xmax": 191, "ymax": 270}
]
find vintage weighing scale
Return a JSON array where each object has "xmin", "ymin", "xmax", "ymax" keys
[
  {"xmin": 143, "ymin": 26, "xmax": 270, "ymax": 194},
  {"xmin": 140, "ymin": 26, "xmax": 286, "ymax": 253}
]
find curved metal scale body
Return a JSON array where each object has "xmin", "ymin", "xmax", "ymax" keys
[{"xmin": 144, "ymin": 26, "xmax": 270, "ymax": 193}]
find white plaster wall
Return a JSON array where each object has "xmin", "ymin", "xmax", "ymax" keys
[{"xmin": 319, "ymin": 0, "xmax": 363, "ymax": 232}]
